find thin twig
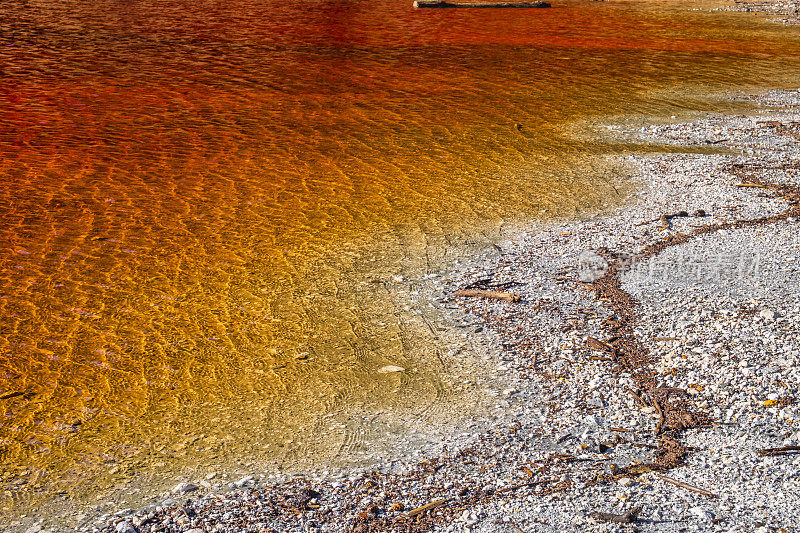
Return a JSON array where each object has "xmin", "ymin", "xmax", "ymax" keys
[
  {"xmin": 498, "ymin": 479, "xmax": 551, "ymax": 493},
  {"xmin": 654, "ymin": 473, "xmax": 717, "ymax": 498},
  {"xmin": 626, "ymin": 387, "xmax": 647, "ymax": 408},
  {"xmin": 653, "ymin": 397, "xmax": 665, "ymax": 436}
]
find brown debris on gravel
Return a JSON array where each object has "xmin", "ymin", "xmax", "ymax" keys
[{"xmin": 576, "ymin": 171, "xmax": 800, "ymax": 477}]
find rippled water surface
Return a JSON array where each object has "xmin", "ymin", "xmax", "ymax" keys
[{"xmin": 1, "ymin": 0, "xmax": 800, "ymax": 519}]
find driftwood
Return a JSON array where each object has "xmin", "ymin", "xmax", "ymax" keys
[
  {"xmin": 654, "ymin": 473, "xmax": 717, "ymax": 498},
  {"xmin": 589, "ymin": 506, "xmax": 641, "ymax": 524},
  {"xmin": 454, "ymin": 289, "xmax": 521, "ymax": 302},
  {"xmin": 414, "ymin": 0, "xmax": 550, "ymax": 7},
  {"xmin": 406, "ymin": 498, "xmax": 451, "ymax": 518},
  {"xmin": 757, "ymin": 445, "xmax": 800, "ymax": 457}
]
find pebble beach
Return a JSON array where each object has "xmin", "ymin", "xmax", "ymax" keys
[
  {"xmin": 77, "ymin": 96, "xmax": 800, "ymax": 533},
  {"xmin": 11, "ymin": 10, "xmax": 800, "ymax": 533}
]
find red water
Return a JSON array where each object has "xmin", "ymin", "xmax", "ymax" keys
[{"xmin": 1, "ymin": 0, "xmax": 799, "ymax": 520}]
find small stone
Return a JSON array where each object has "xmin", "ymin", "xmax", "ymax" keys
[
  {"xmin": 115, "ymin": 522, "xmax": 135, "ymax": 533},
  {"xmin": 689, "ymin": 506, "xmax": 715, "ymax": 521},
  {"xmin": 618, "ymin": 477, "xmax": 634, "ymax": 487},
  {"xmin": 377, "ymin": 365, "xmax": 405, "ymax": 374},
  {"xmin": 693, "ymin": 209, "xmax": 706, "ymax": 217},
  {"xmin": 171, "ymin": 482, "xmax": 199, "ymax": 495},
  {"xmin": 233, "ymin": 475, "xmax": 255, "ymax": 488},
  {"xmin": 759, "ymin": 309, "xmax": 778, "ymax": 320}
]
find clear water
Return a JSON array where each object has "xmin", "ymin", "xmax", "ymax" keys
[{"xmin": 1, "ymin": 0, "xmax": 799, "ymax": 519}]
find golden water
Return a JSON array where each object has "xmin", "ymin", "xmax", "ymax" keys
[{"xmin": 1, "ymin": 0, "xmax": 800, "ymax": 520}]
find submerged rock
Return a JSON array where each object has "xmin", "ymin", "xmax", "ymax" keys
[
  {"xmin": 377, "ymin": 365, "xmax": 405, "ymax": 373},
  {"xmin": 171, "ymin": 482, "xmax": 199, "ymax": 495}
]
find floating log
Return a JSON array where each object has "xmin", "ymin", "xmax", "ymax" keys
[{"xmin": 414, "ymin": 0, "xmax": 551, "ymax": 8}]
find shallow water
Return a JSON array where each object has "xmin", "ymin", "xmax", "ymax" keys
[{"xmin": 1, "ymin": 0, "xmax": 800, "ymax": 519}]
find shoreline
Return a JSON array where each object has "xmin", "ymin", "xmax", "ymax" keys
[
  {"xmin": 73, "ymin": 92, "xmax": 800, "ymax": 533},
  {"xmin": 10, "ymin": 13, "xmax": 800, "ymax": 533},
  {"xmin": 78, "ymin": 91, "xmax": 800, "ymax": 533}
]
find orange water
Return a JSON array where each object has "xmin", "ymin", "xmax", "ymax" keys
[{"xmin": 1, "ymin": 0, "xmax": 799, "ymax": 519}]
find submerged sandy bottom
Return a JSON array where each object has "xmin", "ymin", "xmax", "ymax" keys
[{"xmin": 3, "ymin": 0, "xmax": 800, "ymax": 522}]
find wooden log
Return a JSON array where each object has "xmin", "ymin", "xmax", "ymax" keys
[{"xmin": 414, "ymin": 0, "xmax": 551, "ymax": 8}]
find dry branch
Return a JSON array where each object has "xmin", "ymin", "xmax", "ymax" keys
[
  {"xmin": 406, "ymin": 498, "xmax": 451, "ymax": 518},
  {"xmin": 654, "ymin": 473, "xmax": 717, "ymax": 498},
  {"xmin": 757, "ymin": 445, "xmax": 800, "ymax": 457}
]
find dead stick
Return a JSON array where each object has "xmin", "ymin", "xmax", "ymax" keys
[
  {"xmin": 454, "ymin": 289, "xmax": 520, "ymax": 302},
  {"xmin": 653, "ymin": 473, "xmax": 717, "ymax": 498},
  {"xmin": 757, "ymin": 445, "xmax": 800, "ymax": 457},
  {"xmin": 498, "ymin": 478, "xmax": 551, "ymax": 493},
  {"xmin": 626, "ymin": 387, "xmax": 647, "ymax": 408},
  {"xmin": 406, "ymin": 498, "xmax": 452, "ymax": 518},
  {"xmin": 653, "ymin": 397, "xmax": 665, "ymax": 436}
]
